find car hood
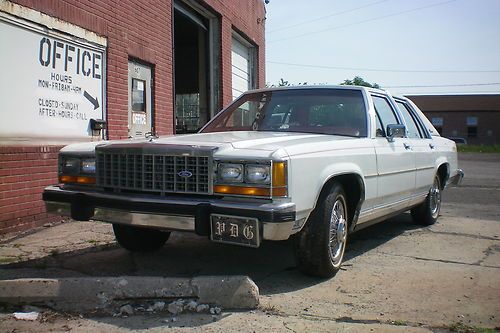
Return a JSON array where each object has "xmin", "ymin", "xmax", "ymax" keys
[
  {"xmin": 61, "ymin": 131, "xmax": 355, "ymax": 159},
  {"xmin": 159, "ymin": 131, "xmax": 349, "ymax": 149}
]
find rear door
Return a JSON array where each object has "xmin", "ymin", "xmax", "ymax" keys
[
  {"xmin": 395, "ymin": 99, "xmax": 435, "ymax": 197},
  {"xmin": 371, "ymin": 94, "xmax": 416, "ymax": 216}
]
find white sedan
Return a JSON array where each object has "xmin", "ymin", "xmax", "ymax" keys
[{"xmin": 43, "ymin": 86, "xmax": 463, "ymax": 277}]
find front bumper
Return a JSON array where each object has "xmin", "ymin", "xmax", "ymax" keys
[{"xmin": 43, "ymin": 186, "xmax": 296, "ymax": 242}]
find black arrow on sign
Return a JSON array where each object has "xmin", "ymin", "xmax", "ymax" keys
[{"xmin": 83, "ymin": 91, "xmax": 100, "ymax": 110}]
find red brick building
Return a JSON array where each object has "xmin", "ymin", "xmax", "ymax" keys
[
  {"xmin": 0, "ymin": 0, "xmax": 266, "ymax": 234},
  {"xmin": 407, "ymin": 94, "xmax": 500, "ymax": 145}
]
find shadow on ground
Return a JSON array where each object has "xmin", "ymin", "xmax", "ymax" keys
[
  {"xmin": 0, "ymin": 213, "xmax": 423, "ymax": 294},
  {"xmin": 0, "ymin": 213, "xmax": 429, "ymax": 330}
]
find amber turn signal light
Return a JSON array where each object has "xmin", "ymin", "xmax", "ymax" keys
[
  {"xmin": 272, "ymin": 162, "xmax": 287, "ymax": 187},
  {"xmin": 59, "ymin": 175, "xmax": 96, "ymax": 184},
  {"xmin": 214, "ymin": 185, "xmax": 270, "ymax": 197}
]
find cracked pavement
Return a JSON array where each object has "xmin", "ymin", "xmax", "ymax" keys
[{"xmin": 0, "ymin": 152, "xmax": 499, "ymax": 332}]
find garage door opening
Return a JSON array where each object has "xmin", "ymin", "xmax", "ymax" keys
[{"xmin": 174, "ymin": 3, "xmax": 215, "ymax": 134}]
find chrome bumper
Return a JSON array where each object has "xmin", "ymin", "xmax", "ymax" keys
[
  {"xmin": 447, "ymin": 169, "xmax": 464, "ymax": 187},
  {"xmin": 43, "ymin": 186, "xmax": 296, "ymax": 242}
]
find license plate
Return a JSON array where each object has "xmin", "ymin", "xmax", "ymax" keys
[{"xmin": 210, "ymin": 214, "xmax": 260, "ymax": 248}]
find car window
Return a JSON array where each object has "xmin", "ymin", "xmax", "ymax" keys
[
  {"xmin": 375, "ymin": 112, "xmax": 384, "ymax": 137},
  {"xmin": 396, "ymin": 101, "xmax": 422, "ymax": 138},
  {"xmin": 203, "ymin": 89, "xmax": 368, "ymax": 137},
  {"xmin": 371, "ymin": 95, "xmax": 399, "ymax": 136}
]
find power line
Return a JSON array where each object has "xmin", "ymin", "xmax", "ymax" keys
[
  {"xmin": 402, "ymin": 91, "xmax": 500, "ymax": 95},
  {"xmin": 267, "ymin": 0, "xmax": 391, "ymax": 33},
  {"xmin": 267, "ymin": 60, "xmax": 500, "ymax": 73},
  {"xmin": 384, "ymin": 82, "xmax": 500, "ymax": 88},
  {"xmin": 269, "ymin": 0, "xmax": 458, "ymax": 43}
]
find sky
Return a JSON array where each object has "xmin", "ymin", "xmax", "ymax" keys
[{"xmin": 264, "ymin": 0, "xmax": 500, "ymax": 96}]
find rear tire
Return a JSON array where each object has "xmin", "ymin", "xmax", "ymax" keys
[
  {"xmin": 113, "ymin": 224, "xmax": 170, "ymax": 252},
  {"xmin": 411, "ymin": 175, "xmax": 442, "ymax": 226},
  {"xmin": 293, "ymin": 182, "xmax": 349, "ymax": 278}
]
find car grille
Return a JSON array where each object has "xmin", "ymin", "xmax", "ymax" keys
[{"xmin": 96, "ymin": 152, "xmax": 211, "ymax": 195}]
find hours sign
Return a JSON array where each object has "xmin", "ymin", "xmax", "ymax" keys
[{"xmin": 0, "ymin": 14, "xmax": 106, "ymax": 142}]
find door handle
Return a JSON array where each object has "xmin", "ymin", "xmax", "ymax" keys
[
  {"xmin": 429, "ymin": 143, "xmax": 435, "ymax": 149},
  {"xmin": 404, "ymin": 143, "xmax": 412, "ymax": 150}
]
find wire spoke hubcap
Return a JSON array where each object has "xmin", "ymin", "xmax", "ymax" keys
[
  {"xmin": 429, "ymin": 178, "xmax": 441, "ymax": 218},
  {"xmin": 329, "ymin": 198, "xmax": 347, "ymax": 265}
]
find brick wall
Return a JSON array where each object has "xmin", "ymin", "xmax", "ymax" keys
[
  {"xmin": 0, "ymin": 146, "xmax": 62, "ymax": 234},
  {"xmin": 12, "ymin": 0, "xmax": 175, "ymax": 139},
  {"xmin": 11, "ymin": 0, "xmax": 266, "ymax": 136},
  {"xmin": 422, "ymin": 111, "xmax": 500, "ymax": 145},
  {"xmin": 1, "ymin": 0, "xmax": 266, "ymax": 234}
]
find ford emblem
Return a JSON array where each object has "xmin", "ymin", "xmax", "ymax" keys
[{"xmin": 178, "ymin": 170, "xmax": 193, "ymax": 178}]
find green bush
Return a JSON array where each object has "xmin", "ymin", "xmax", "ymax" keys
[{"xmin": 457, "ymin": 145, "xmax": 500, "ymax": 153}]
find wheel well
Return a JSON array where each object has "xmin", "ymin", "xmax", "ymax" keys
[
  {"xmin": 317, "ymin": 174, "xmax": 364, "ymax": 226},
  {"xmin": 437, "ymin": 163, "xmax": 449, "ymax": 190}
]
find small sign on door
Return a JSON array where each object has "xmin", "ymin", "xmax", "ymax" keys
[{"xmin": 132, "ymin": 112, "xmax": 146, "ymax": 125}]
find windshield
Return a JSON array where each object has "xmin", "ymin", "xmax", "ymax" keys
[{"xmin": 201, "ymin": 89, "xmax": 367, "ymax": 137}]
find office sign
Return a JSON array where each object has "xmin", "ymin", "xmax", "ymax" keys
[{"xmin": 0, "ymin": 15, "xmax": 105, "ymax": 141}]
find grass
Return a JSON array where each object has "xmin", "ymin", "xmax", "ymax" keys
[
  {"xmin": 259, "ymin": 303, "xmax": 283, "ymax": 316},
  {"xmin": 447, "ymin": 322, "xmax": 498, "ymax": 333},
  {"xmin": 0, "ymin": 257, "xmax": 15, "ymax": 264},
  {"xmin": 457, "ymin": 145, "xmax": 500, "ymax": 153},
  {"xmin": 391, "ymin": 320, "xmax": 408, "ymax": 326}
]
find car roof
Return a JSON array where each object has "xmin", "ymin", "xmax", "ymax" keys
[{"xmin": 244, "ymin": 84, "xmax": 388, "ymax": 95}]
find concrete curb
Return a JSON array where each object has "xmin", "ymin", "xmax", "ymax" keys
[{"xmin": 0, "ymin": 276, "xmax": 259, "ymax": 312}]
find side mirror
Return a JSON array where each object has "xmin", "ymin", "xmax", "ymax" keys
[{"xmin": 386, "ymin": 124, "xmax": 405, "ymax": 142}]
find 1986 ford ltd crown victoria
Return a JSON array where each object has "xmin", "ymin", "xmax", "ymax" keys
[{"xmin": 43, "ymin": 86, "xmax": 463, "ymax": 277}]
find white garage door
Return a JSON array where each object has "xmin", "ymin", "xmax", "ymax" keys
[{"xmin": 231, "ymin": 36, "xmax": 254, "ymax": 100}]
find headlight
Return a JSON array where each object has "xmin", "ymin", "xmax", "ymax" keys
[
  {"xmin": 218, "ymin": 163, "xmax": 243, "ymax": 183},
  {"xmin": 59, "ymin": 155, "xmax": 96, "ymax": 185},
  {"xmin": 61, "ymin": 158, "xmax": 80, "ymax": 175},
  {"xmin": 245, "ymin": 165, "xmax": 270, "ymax": 184},
  {"xmin": 214, "ymin": 160, "xmax": 287, "ymax": 197},
  {"xmin": 81, "ymin": 159, "xmax": 96, "ymax": 174}
]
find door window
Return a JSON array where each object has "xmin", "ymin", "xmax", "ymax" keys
[
  {"xmin": 396, "ymin": 101, "xmax": 422, "ymax": 138},
  {"xmin": 372, "ymin": 95, "xmax": 399, "ymax": 136},
  {"xmin": 131, "ymin": 78, "xmax": 146, "ymax": 112}
]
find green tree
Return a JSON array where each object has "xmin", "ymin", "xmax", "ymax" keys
[
  {"xmin": 278, "ymin": 78, "xmax": 290, "ymax": 86},
  {"xmin": 266, "ymin": 78, "xmax": 308, "ymax": 87},
  {"xmin": 340, "ymin": 76, "xmax": 380, "ymax": 89}
]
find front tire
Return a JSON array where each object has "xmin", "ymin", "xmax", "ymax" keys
[
  {"xmin": 113, "ymin": 224, "xmax": 170, "ymax": 252},
  {"xmin": 411, "ymin": 175, "xmax": 442, "ymax": 226},
  {"xmin": 293, "ymin": 182, "xmax": 349, "ymax": 278}
]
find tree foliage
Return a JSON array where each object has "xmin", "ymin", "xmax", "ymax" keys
[
  {"xmin": 266, "ymin": 78, "xmax": 308, "ymax": 87},
  {"xmin": 340, "ymin": 76, "xmax": 380, "ymax": 89}
]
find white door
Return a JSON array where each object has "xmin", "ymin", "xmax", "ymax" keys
[
  {"xmin": 371, "ymin": 95, "xmax": 416, "ymax": 217},
  {"xmin": 231, "ymin": 36, "xmax": 254, "ymax": 100},
  {"xmin": 395, "ymin": 100, "xmax": 435, "ymax": 196},
  {"xmin": 128, "ymin": 61, "xmax": 152, "ymax": 138}
]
